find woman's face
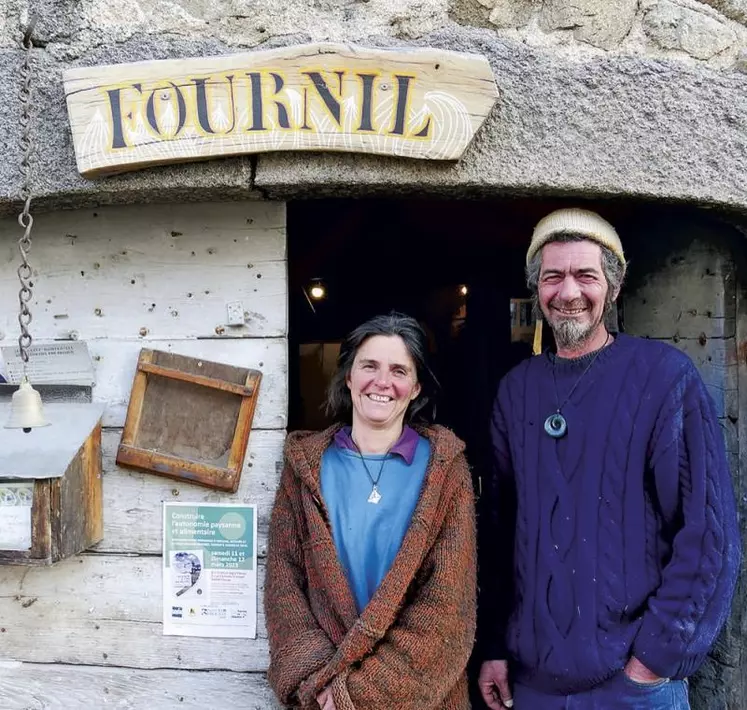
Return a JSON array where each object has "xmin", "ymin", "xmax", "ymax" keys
[{"xmin": 346, "ymin": 335, "xmax": 421, "ymax": 430}]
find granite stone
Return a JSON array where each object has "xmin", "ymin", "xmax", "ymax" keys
[
  {"xmin": 643, "ymin": 1, "xmax": 737, "ymax": 60},
  {"xmin": 540, "ymin": 0, "xmax": 638, "ymax": 51}
]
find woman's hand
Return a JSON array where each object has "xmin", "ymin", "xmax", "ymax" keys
[{"xmin": 317, "ymin": 686, "xmax": 337, "ymax": 710}]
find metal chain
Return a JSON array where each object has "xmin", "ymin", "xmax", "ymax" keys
[{"xmin": 16, "ymin": 20, "xmax": 36, "ymax": 365}]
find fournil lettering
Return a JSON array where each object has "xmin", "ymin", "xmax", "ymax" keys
[{"xmin": 104, "ymin": 69, "xmax": 434, "ymax": 150}]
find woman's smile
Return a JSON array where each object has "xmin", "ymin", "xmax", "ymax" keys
[{"xmin": 347, "ymin": 335, "xmax": 421, "ymax": 429}]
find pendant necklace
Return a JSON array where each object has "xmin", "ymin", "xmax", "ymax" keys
[
  {"xmin": 351, "ymin": 440, "xmax": 390, "ymax": 504},
  {"xmin": 544, "ymin": 332, "xmax": 610, "ymax": 439}
]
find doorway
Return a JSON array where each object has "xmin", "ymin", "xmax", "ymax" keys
[
  {"xmin": 286, "ymin": 197, "xmax": 587, "ymax": 474},
  {"xmin": 286, "ymin": 196, "xmax": 746, "ymax": 709}
]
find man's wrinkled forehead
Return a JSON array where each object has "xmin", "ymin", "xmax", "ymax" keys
[{"xmin": 539, "ymin": 239, "xmax": 604, "ymax": 275}]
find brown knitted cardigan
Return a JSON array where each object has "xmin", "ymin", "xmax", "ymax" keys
[{"xmin": 265, "ymin": 424, "xmax": 477, "ymax": 710}]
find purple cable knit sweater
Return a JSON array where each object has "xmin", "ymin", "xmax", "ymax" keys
[{"xmin": 478, "ymin": 333, "xmax": 741, "ymax": 695}]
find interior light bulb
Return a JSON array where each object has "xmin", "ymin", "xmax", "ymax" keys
[{"xmin": 310, "ymin": 284, "xmax": 326, "ymax": 300}]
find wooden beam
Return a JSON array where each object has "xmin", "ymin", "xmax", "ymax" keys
[{"xmin": 137, "ymin": 362, "xmax": 257, "ymax": 397}]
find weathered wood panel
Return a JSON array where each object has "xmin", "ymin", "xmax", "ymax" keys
[
  {"xmin": 0, "ymin": 200, "xmax": 287, "ymax": 707},
  {"xmin": 117, "ymin": 349, "xmax": 263, "ymax": 491},
  {"xmin": 0, "ymin": 554, "xmax": 269, "ymax": 671},
  {"xmin": 98, "ymin": 428, "xmax": 283, "ymax": 555},
  {"xmin": 624, "ymin": 228, "xmax": 739, "ymax": 419},
  {"xmin": 666, "ymin": 336, "xmax": 738, "ymax": 421},
  {"xmin": 0, "ymin": 662, "xmax": 280, "ymax": 710},
  {"xmin": 623, "ymin": 235, "xmax": 736, "ymax": 340},
  {"xmin": 726, "ymin": 258, "xmax": 747, "ymax": 710},
  {"xmin": 0, "ymin": 202, "xmax": 286, "ymax": 341},
  {"xmin": 88, "ymin": 337, "xmax": 287, "ymax": 429}
]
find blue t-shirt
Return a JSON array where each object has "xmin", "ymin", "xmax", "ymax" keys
[{"xmin": 320, "ymin": 436, "xmax": 430, "ymax": 613}]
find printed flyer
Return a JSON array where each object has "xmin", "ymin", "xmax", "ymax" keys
[
  {"xmin": 0, "ymin": 482, "xmax": 33, "ymax": 550},
  {"xmin": 162, "ymin": 503, "xmax": 257, "ymax": 638}
]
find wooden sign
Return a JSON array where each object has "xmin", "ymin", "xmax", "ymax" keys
[
  {"xmin": 116, "ymin": 349, "xmax": 262, "ymax": 493},
  {"xmin": 63, "ymin": 43, "xmax": 499, "ymax": 177}
]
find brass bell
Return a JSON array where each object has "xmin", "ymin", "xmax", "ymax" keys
[{"xmin": 4, "ymin": 377, "xmax": 49, "ymax": 432}]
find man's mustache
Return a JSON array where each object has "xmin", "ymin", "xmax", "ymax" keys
[{"xmin": 548, "ymin": 298, "xmax": 589, "ymax": 312}]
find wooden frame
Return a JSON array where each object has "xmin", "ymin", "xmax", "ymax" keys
[{"xmin": 116, "ymin": 349, "xmax": 262, "ymax": 492}]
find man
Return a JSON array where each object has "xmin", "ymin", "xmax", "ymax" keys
[{"xmin": 477, "ymin": 208, "xmax": 741, "ymax": 709}]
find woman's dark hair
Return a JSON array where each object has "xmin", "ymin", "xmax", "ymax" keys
[{"xmin": 325, "ymin": 312, "xmax": 440, "ymax": 424}]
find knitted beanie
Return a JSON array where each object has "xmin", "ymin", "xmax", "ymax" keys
[{"xmin": 527, "ymin": 208, "xmax": 625, "ymax": 266}]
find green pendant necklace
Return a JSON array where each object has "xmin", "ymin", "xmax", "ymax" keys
[{"xmin": 544, "ymin": 332, "xmax": 610, "ymax": 439}]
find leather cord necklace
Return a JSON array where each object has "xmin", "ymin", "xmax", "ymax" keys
[
  {"xmin": 545, "ymin": 332, "xmax": 611, "ymax": 439},
  {"xmin": 351, "ymin": 440, "xmax": 390, "ymax": 504}
]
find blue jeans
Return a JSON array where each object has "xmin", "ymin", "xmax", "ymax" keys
[{"xmin": 514, "ymin": 673, "xmax": 690, "ymax": 709}]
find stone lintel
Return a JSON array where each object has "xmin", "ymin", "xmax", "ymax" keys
[{"xmin": 2, "ymin": 29, "xmax": 747, "ymax": 214}]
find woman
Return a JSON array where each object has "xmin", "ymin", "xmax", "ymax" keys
[{"xmin": 265, "ymin": 312, "xmax": 477, "ymax": 710}]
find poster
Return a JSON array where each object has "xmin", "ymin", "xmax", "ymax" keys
[
  {"xmin": 0, "ymin": 482, "xmax": 34, "ymax": 550},
  {"xmin": 162, "ymin": 503, "xmax": 257, "ymax": 638}
]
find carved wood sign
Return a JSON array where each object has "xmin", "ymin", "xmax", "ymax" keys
[{"xmin": 63, "ymin": 43, "xmax": 499, "ymax": 177}]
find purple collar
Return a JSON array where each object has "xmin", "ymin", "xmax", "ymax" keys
[{"xmin": 333, "ymin": 425, "xmax": 419, "ymax": 465}]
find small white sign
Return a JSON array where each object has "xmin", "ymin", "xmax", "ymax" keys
[
  {"xmin": 0, "ymin": 482, "xmax": 33, "ymax": 550},
  {"xmin": 1, "ymin": 341, "xmax": 94, "ymax": 385}
]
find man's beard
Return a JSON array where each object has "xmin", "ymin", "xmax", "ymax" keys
[
  {"xmin": 542, "ymin": 297, "xmax": 604, "ymax": 351},
  {"xmin": 551, "ymin": 315, "xmax": 597, "ymax": 351}
]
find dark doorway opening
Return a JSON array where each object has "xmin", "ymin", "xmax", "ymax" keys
[
  {"xmin": 286, "ymin": 197, "xmax": 614, "ymax": 484},
  {"xmin": 289, "ymin": 198, "xmax": 529, "ymax": 431}
]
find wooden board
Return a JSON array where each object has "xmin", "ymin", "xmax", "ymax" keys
[
  {"xmin": 86, "ymin": 337, "xmax": 287, "ymax": 429},
  {"xmin": 730, "ymin": 269, "xmax": 747, "ymax": 707},
  {"xmin": 623, "ymin": 237, "xmax": 736, "ymax": 340},
  {"xmin": 57, "ymin": 422, "xmax": 104, "ymax": 560},
  {"xmin": 0, "ymin": 663, "xmax": 281, "ymax": 710},
  {"xmin": 0, "ymin": 202, "xmax": 287, "ymax": 340},
  {"xmin": 63, "ymin": 42, "xmax": 499, "ymax": 176},
  {"xmin": 98, "ymin": 429, "xmax": 283, "ymax": 555},
  {"xmin": 0, "ymin": 554, "xmax": 269, "ymax": 671},
  {"xmin": 666, "ymin": 336, "xmax": 739, "ymax": 420},
  {"xmin": 117, "ymin": 350, "xmax": 262, "ymax": 491}
]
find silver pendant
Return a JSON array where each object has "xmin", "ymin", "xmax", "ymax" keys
[
  {"xmin": 544, "ymin": 412, "xmax": 568, "ymax": 438},
  {"xmin": 367, "ymin": 485, "xmax": 382, "ymax": 504}
]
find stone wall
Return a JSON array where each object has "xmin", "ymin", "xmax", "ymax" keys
[
  {"xmin": 5, "ymin": 0, "xmax": 747, "ymax": 67},
  {"xmin": 453, "ymin": 0, "xmax": 747, "ymax": 66},
  {"xmin": 2, "ymin": 1, "xmax": 747, "ymax": 213}
]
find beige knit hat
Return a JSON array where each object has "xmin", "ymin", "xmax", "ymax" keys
[{"xmin": 527, "ymin": 208, "xmax": 625, "ymax": 266}]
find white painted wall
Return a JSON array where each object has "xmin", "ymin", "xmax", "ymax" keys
[{"xmin": 0, "ymin": 201, "xmax": 286, "ymax": 709}]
